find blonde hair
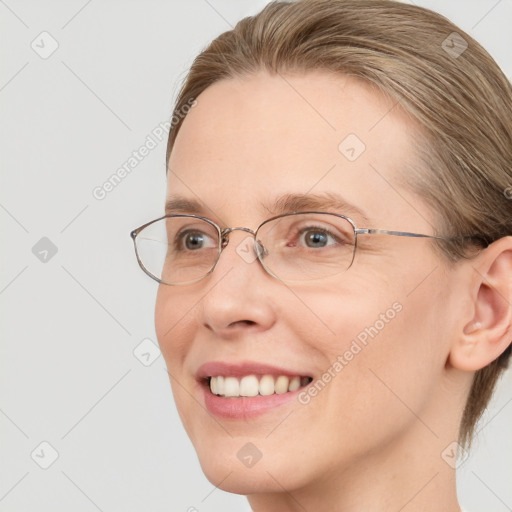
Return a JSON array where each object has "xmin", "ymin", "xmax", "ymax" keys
[{"xmin": 166, "ymin": 0, "xmax": 512, "ymax": 448}]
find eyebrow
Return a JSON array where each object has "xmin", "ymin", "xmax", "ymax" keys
[{"xmin": 165, "ymin": 192, "xmax": 369, "ymax": 223}]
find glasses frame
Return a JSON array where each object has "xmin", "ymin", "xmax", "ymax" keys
[
  {"xmin": 130, "ymin": 212, "xmax": 456, "ymax": 285},
  {"xmin": 130, "ymin": 212, "xmax": 459, "ymax": 285}
]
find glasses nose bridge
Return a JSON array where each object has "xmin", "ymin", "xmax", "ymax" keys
[{"xmin": 220, "ymin": 226, "xmax": 257, "ymax": 248}]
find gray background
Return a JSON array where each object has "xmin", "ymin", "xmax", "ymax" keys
[{"xmin": 1, "ymin": 1, "xmax": 511, "ymax": 511}]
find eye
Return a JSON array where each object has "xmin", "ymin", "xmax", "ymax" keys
[
  {"xmin": 175, "ymin": 229, "xmax": 217, "ymax": 251},
  {"xmin": 296, "ymin": 226, "xmax": 341, "ymax": 248}
]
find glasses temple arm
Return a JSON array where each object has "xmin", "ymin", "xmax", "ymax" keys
[{"xmin": 355, "ymin": 228, "xmax": 448, "ymax": 240}]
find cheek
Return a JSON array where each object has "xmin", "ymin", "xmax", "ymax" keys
[
  {"xmin": 155, "ymin": 285, "xmax": 195, "ymax": 369},
  {"xmin": 155, "ymin": 285, "xmax": 201, "ymax": 435},
  {"xmin": 301, "ymin": 270, "xmax": 449, "ymax": 442}
]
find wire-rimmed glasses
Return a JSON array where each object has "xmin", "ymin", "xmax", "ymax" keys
[{"xmin": 130, "ymin": 211, "xmax": 454, "ymax": 285}]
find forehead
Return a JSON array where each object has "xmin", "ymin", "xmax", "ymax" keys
[{"xmin": 166, "ymin": 71, "xmax": 430, "ymax": 230}]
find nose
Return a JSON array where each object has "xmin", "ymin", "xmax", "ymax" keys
[{"xmin": 199, "ymin": 230, "xmax": 277, "ymax": 338}]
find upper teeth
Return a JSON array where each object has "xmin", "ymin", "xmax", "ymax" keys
[{"xmin": 209, "ymin": 375, "xmax": 309, "ymax": 397}]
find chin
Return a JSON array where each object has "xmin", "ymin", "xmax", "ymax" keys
[
  {"xmin": 190, "ymin": 433, "xmax": 319, "ymax": 497},
  {"xmin": 198, "ymin": 455, "xmax": 297, "ymax": 495}
]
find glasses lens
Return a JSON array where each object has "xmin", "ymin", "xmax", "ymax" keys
[
  {"xmin": 257, "ymin": 213, "xmax": 356, "ymax": 281},
  {"xmin": 135, "ymin": 216, "xmax": 220, "ymax": 284}
]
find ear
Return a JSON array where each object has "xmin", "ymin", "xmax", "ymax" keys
[{"xmin": 448, "ymin": 236, "xmax": 512, "ymax": 371}]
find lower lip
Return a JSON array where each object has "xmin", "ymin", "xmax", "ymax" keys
[{"xmin": 201, "ymin": 382, "xmax": 303, "ymax": 419}]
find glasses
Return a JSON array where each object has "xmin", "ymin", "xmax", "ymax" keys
[{"xmin": 130, "ymin": 212, "xmax": 458, "ymax": 285}]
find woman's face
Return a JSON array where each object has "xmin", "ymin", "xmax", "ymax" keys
[{"xmin": 155, "ymin": 71, "xmax": 463, "ymax": 494}]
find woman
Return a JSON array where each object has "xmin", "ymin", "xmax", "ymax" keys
[{"xmin": 131, "ymin": 0, "xmax": 512, "ymax": 510}]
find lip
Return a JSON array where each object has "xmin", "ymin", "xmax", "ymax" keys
[
  {"xmin": 196, "ymin": 361, "xmax": 312, "ymax": 380},
  {"xmin": 196, "ymin": 361, "xmax": 313, "ymax": 420}
]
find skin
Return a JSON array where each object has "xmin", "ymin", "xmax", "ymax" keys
[{"xmin": 155, "ymin": 71, "xmax": 512, "ymax": 512}]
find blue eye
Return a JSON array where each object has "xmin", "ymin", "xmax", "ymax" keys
[{"xmin": 297, "ymin": 227, "xmax": 340, "ymax": 248}]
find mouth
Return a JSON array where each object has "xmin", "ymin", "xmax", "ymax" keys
[
  {"xmin": 205, "ymin": 374, "xmax": 313, "ymax": 398},
  {"xmin": 196, "ymin": 361, "xmax": 314, "ymax": 418}
]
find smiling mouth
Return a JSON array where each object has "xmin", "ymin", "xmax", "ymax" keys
[{"xmin": 206, "ymin": 374, "xmax": 313, "ymax": 398}]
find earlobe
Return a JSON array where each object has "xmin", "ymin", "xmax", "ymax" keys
[{"xmin": 449, "ymin": 237, "xmax": 512, "ymax": 372}]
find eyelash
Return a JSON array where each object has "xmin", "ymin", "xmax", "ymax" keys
[
  {"xmin": 289, "ymin": 225, "xmax": 345, "ymax": 247},
  {"xmin": 172, "ymin": 224, "xmax": 347, "ymax": 252}
]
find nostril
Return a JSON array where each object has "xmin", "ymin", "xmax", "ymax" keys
[{"xmin": 229, "ymin": 320, "xmax": 256, "ymax": 327}]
